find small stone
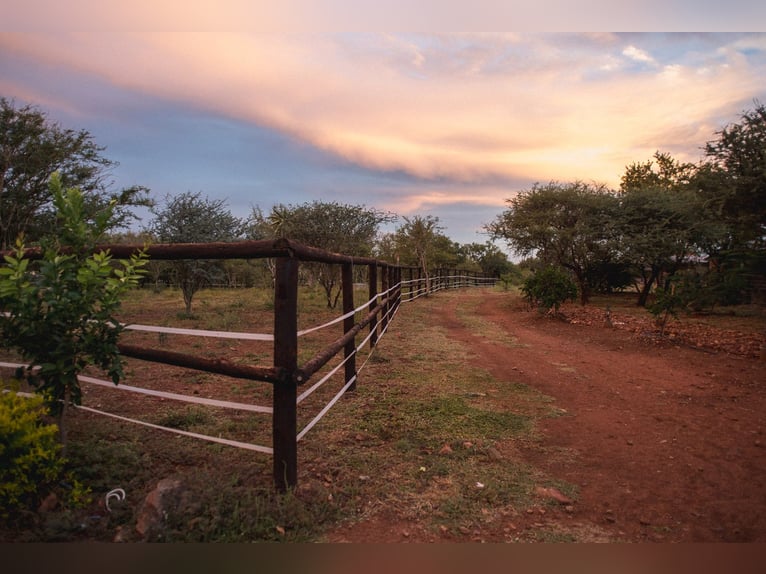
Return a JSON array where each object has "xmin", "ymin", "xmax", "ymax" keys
[
  {"xmin": 534, "ymin": 486, "xmax": 573, "ymax": 505},
  {"xmin": 113, "ymin": 525, "xmax": 128, "ymax": 543},
  {"xmin": 402, "ymin": 530, "xmax": 410, "ymax": 538},
  {"xmin": 487, "ymin": 447, "xmax": 503, "ymax": 461},
  {"xmin": 439, "ymin": 443, "xmax": 453, "ymax": 455},
  {"xmin": 38, "ymin": 492, "xmax": 58, "ymax": 513},
  {"xmin": 135, "ymin": 478, "xmax": 184, "ymax": 539},
  {"xmin": 626, "ymin": 439, "xmax": 634, "ymax": 446}
]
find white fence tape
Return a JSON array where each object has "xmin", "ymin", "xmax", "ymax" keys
[
  {"xmin": 78, "ymin": 375, "xmax": 272, "ymax": 413},
  {"xmin": 124, "ymin": 323, "xmax": 274, "ymax": 341},
  {"xmin": 1, "ymin": 274, "xmax": 490, "ymax": 454},
  {"xmin": 0, "ymin": 362, "xmax": 272, "ymax": 414},
  {"xmin": 297, "ymin": 374, "xmax": 357, "ymax": 442},
  {"xmin": 74, "ymin": 404, "xmax": 273, "ymax": 454},
  {"xmin": 1, "ymin": 388, "xmax": 273, "ymax": 454}
]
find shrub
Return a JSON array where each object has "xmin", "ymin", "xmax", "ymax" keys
[
  {"xmin": 0, "ymin": 174, "xmax": 147, "ymax": 443},
  {"xmin": 521, "ymin": 266, "xmax": 578, "ymax": 314},
  {"xmin": 0, "ymin": 390, "xmax": 64, "ymax": 519}
]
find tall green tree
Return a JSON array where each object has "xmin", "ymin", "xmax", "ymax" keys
[
  {"xmin": 386, "ymin": 215, "xmax": 447, "ymax": 295},
  {"xmin": 620, "ymin": 150, "xmax": 697, "ymax": 194},
  {"xmin": 703, "ymin": 101, "xmax": 766, "ymax": 250},
  {"xmin": 458, "ymin": 241, "xmax": 512, "ymax": 277},
  {"xmin": 147, "ymin": 192, "xmax": 245, "ymax": 313},
  {"xmin": 251, "ymin": 201, "xmax": 395, "ymax": 307},
  {"xmin": 617, "ymin": 152, "xmax": 712, "ymax": 306},
  {"xmin": 0, "ymin": 97, "xmax": 151, "ymax": 249},
  {"xmin": 0, "ymin": 174, "xmax": 147, "ymax": 443},
  {"xmin": 698, "ymin": 102, "xmax": 766, "ymax": 303},
  {"xmin": 487, "ymin": 181, "xmax": 618, "ymax": 304}
]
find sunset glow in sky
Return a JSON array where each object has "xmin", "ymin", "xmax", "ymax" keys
[{"xmin": 2, "ymin": 16, "xmax": 766, "ymax": 245}]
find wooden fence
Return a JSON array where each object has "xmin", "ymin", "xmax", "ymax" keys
[{"xmin": 6, "ymin": 238, "xmax": 497, "ymax": 491}]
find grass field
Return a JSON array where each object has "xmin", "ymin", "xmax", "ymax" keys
[{"xmin": 2, "ymin": 283, "xmax": 763, "ymax": 542}]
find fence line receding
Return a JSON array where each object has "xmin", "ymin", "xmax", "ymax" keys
[{"xmin": 1, "ymin": 237, "xmax": 497, "ymax": 491}]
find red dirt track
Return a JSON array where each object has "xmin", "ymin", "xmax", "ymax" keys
[
  {"xmin": 328, "ymin": 290, "xmax": 766, "ymax": 542},
  {"xmin": 434, "ymin": 292, "xmax": 766, "ymax": 542}
]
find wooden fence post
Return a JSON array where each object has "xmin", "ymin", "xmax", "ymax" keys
[
  {"xmin": 381, "ymin": 265, "xmax": 390, "ymax": 333},
  {"xmin": 273, "ymin": 256, "xmax": 298, "ymax": 492},
  {"xmin": 368, "ymin": 263, "xmax": 378, "ymax": 349},
  {"xmin": 342, "ymin": 263, "xmax": 357, "ymax": 392}
]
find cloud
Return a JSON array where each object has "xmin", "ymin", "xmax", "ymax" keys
[
  {"xmin": 2, "ymin": 32, "xmax": 765, "ymax": 191},
  {"xmin": 622, "ymin": 45, "xmax": 656, "ymax": 65}
]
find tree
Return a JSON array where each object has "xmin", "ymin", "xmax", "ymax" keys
[
  {"xmin": 251, "ymin": 201, "xmax": 395, "ymax": 307},
  {"xmin": 698, "ymin": 102, "xmax": 766, "ymax": 303},
  {"xmin": 521, "ymin": 265, "xmax": 578, "ymax": 315},
  {"xmin": 487, "ymin": 181, "xmax": 618, "ymax": 304},
  {"xmin": 0, "ymin": 97, "xmax": 151, "ymax": 250},
  {"xmin": 459, "ymin": 242, "xmax": 513, "ymax": 277},
  {"xmin": 390, "ymin": 215, "xmax": 445, "ymax": 295},
  {"xmin": 620, "ymin": 150, "xmax": 697, "ymax": 194},
  {"xmin": 617, "ymin": 152, "xmax": 713, "ymax": 306},
  {"xmin": 703, "ymin": 101, "xmax": 766, "ymax": 249},
  {"xmin": 0, "ymin": 174, "xmax": 147, "ymax": 443},
  {"xmin": 147, "ymin": 192, "xmax": 245, "ymax": 313}
]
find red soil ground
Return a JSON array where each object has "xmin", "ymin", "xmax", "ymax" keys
[{"xmin": 330, "ymin": 291, "xmax": 766, "ymax": 542}]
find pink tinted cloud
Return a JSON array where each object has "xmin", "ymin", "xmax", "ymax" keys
[{"xmin": 3, "ymin": 32, "xmax": 764, "ymax": 189}]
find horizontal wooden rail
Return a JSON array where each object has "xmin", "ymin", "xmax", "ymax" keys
[
  {"xmin": 2, "ymin": 237, "xmax": 425, "ymax": 268},
  {"xmin": 117, "ymin": 343, "xmax": 285, "ymax": 384},
  {"xmin": 3, "ymin": 235, "xmax": 495, "ymax": 493},
  {"xmin": 295, "ymin": 297, "xmax": 389, "ymax": 383}
]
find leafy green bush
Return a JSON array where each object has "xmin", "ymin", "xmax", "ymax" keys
[
  {"xmin": 0, "ymin": 390, "xmax": 63, "ymax": 519},
  {"xmin": 0, "ymin": 174, "xmax": 147, "ymax": 442},
  {"xmin": 521, "ymin": 266, "xmax": 578, "ymax": 314},
  {"xmin": 498, "ymin": 265, "xmax": 525, "ymax": 291}
]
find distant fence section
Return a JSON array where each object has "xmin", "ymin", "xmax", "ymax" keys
[{"xmin": 2, "ymin": 238, "xmax": 496, "ymax": 491}]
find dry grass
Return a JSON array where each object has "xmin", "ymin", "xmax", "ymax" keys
[{"xmin": 1, "ymin": 286, "xmax": 572, "ymax": 542}]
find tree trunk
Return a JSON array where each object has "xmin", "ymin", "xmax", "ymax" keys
[
  {"xmin": 636, "ymin": 268, "xmax": 659, "ymax": 307},
  {"xmin": 184, "ymin": 292, "xmax": 193, "ymax": 314},
  {"xmin": 575, "ymin": 271, "xmax": 590, "ymax": 305},
  {"xmin": 58, "ymin": 388, "xmax": 70, "ymax": 454}
]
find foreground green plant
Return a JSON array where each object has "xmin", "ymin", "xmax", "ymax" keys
[
  {"xmin": 0, "ymin": 173, "xmax": 147, "ymax": 441},
  {"xmin": 521, "ymin": 266, "xmax": 578, "ymax": 314},
  {"xmin": 0, "ymin": 390, "xmax": 63, "ymax": 520}
]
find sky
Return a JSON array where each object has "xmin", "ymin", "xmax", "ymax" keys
[{"xmin": 2, "ymin": 4, "xmax": 766, "ymax": 248}]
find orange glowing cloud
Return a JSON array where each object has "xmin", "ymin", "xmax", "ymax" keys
[{"xmin": 2, "ymin": 32, "xmax": 764, "ymax": 189}]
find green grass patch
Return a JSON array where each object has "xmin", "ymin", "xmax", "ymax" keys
[{"xmin": 2, "ymin": 286, "xmax": 576, "ymax": 542}]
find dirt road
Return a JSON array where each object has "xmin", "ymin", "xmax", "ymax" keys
[{"xmin": 435, "ymin": 291, "xmax": 766, "ymax": 542}]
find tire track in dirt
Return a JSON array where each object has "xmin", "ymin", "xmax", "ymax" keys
[{"xmin": 435, "ymin": 290, "xmax": 766, "ymax": 542}]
